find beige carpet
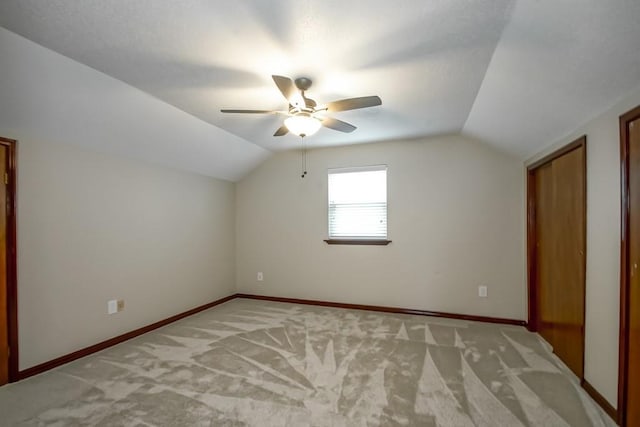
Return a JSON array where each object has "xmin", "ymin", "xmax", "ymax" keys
[{"xmin": 0, "ymin": 299, "xmax": 615, "ymax": 426}]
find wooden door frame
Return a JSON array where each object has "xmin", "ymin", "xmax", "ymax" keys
[
  {"xmin": 0, "ymin": 136, "xmax": 17, "ymax": 383},
  {"xmin": 526, "ymin": 136, "xmax": 587, "ymax": 375},
  {"xmin": 618, "ymin": 105, "xmax": 640, "ymax": 426}
]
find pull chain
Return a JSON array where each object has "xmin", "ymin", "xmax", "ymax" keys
[{"xmin": 301, "ymin": 136, "xmax": 308, "ymax": 178}]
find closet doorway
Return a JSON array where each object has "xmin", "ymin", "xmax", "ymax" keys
[
  {"xmin": 619, "ymin": 105, "xmax": 640, "ymax": 426},
  {"xmin": 527, "ymin": 136, "xmax": 586, "ymax": 378}
]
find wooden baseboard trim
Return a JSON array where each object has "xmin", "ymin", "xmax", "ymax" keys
[
  {"xmin": 14, "ymin": 293, "xmax": 617, "ymax": 423},
  {"xmin": 17, "ymin": 294, "xmax": 236, "ymax": 381},
  {"xmin": 16, "ymin": 293, "xmax": 527, "ymax": 382},
  {"xmin": 235, "ymin": 294, "xmax": 527, "ymax": 326},
  {"xmin": 581, "ymin": 379, "xmax": 618, "ymax": 423}
]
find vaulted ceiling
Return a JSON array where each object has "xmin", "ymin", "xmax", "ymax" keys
[{"xmin": 1, "ymin": 0, "xmax": 639, "ymax": 178}]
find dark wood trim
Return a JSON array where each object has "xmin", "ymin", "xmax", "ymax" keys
[
  {"xmin": 13, "ymin": 286, "xmax": 620, "ymax": 423},
  {"xmin": 235, "ymin": 294, "xmax": 527, "ymax": 326},
  {"xmin": 581, "ymin": 379, "xmax": 618, "ymax": 423},
  {"xmin": 619, "ymin": 112, "xmax": 629, "ymax": 424},
  {"xmin": 0, "ymin": 137, "xmax": 18, "ymax": 383},
  {"xmin": 527, "ymin": 137, "xmax": 586, "ymax": 170},
  {"xmin": 618, "ymin": 105, "xmax": 640, "ymax": 427},
  {"xmin": 18, "ymin": 294, "xmax": 236, "ymax": 380},
  {"xmin": 526, "ymin": 168, "xmax": 538, "ymax": 332},
  {"xmin": 12, "ymin": 287, "xmax": 620, "ymax": 422},
  {"xmin": 526, "ymin": 136, "xmax": 587, "ymax": 333},
  {"xmin": 15, "ymin": 292, "xmax": 530, "ymax": 382},
  {"xmin": 324, "ymin": 239, "xmax": 392, "ymax": 245},
  {"xmin": 581, "ymin": 136, "xmax": 588, "ymax": 385}
]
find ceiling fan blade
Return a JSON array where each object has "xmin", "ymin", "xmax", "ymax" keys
[
  {"xmin": 272, "ymin": 75, "xmax": 297, "ymax": 102},
  {"xmin": 273, "ymin": 125, "xmax": 289, "ymax": 136},
  {"xmin": 220, "ymin": 109, "xmax": 276, "ymax": 114},
  {"xmin": 325, "ymin": 96, "xmax": 382, "ymax": 112},
  {"xmin": 322, "ymin": 117, "xmax": 357, "ymax": 133}
]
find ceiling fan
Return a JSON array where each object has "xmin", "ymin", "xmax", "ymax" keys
[{"xmin": 221, "ymin": 75, "xmax": 382, "ymax": 138}]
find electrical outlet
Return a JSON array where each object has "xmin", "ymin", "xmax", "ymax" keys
[
  {"xmin": 117, "ymin": 299, "xmax": 125, "ymax": 312},
  {"xmin": 107, "ymin": 299, "xmax": 118, "ymax": 314},
  {"xmin": 257, "ymin": 272, "xmax": 264, "ymax": 281},
  {"xmin": 478, "ymin": 285, "xmax": 488, "ymax": 298}
]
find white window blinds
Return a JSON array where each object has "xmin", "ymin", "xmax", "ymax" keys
[{"xmin": 328, "ymin": 165, "xmax": 387, "ymax": 239}]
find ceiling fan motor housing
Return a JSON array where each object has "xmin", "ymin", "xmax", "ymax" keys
[{"xmin": 294, "ymin": 77, "xmax": 313, "ymax": 91}]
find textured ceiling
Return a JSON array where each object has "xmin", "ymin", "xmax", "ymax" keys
[
  {"xmin": 0, "ymin": 0, "xmax": 639, "ymax": 173},
  {"xmin": 464, "ymin": 0, "xmax": 640, "ymax": 159}
]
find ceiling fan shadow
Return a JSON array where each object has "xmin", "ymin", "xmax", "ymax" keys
[
  {"xmin": 343, "ymin": 0, "xmax": 515, "ymax": 70},
  {"xmin": 241, "ymin": 1, "xmax": 295, "ymax": 47},
  {"xmin": 115, "ymin": 52, "xmax": 266, "ymax": 92}
]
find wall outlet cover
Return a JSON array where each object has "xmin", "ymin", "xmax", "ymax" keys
[
  {"xmin": 257, "ymin": 272, "xmax": 264, "ymax": 281},
  {"xmin": 479, "ymin": 286, "xmax": 488, "ymax": 298},
  {"xmin": 107, "ymin": 299, "xmax": 118, "ymax": 314}
]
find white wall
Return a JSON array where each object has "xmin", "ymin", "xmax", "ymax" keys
[
  {"xmin": 0, "ymin": 27, "xmax": 237, "ymax": 370},
  {"xmin": 526, "ymin": 83, "xmax": 640, "ymax": 407},
  {"xmin": 16, "ymin": 142, "xmax": 235, "ymax": 370},
  {"xmin": 236, "ymin": 135, "xmax": 526, "ymax": 320}
]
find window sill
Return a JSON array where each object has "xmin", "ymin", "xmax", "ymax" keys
[{"xmin": 323, "ymin": 239, "xmax": 392, "ymax": 246}]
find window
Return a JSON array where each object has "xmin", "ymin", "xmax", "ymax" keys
[{"xmin": 327, "ymin": 165, "xmax": 389, "ymax": 243}]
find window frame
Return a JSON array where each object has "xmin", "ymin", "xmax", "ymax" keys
[{"xmin": 325, "ymin": 165, "xmax": 392, "ymax": 246}]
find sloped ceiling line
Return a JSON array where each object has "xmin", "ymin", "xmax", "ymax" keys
[{"xmin": 0, "ymin": 0, "xmax": 639, "ymax": 178}]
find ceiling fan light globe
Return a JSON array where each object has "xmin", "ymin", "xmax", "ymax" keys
[{"xmin": 284, "ymin": 115, "xmax": 321, "ymax": 137}]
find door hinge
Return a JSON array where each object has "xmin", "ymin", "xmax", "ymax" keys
[{"xmin": 4, "ymin": 173, "xmax": 7, "ymax": 185}]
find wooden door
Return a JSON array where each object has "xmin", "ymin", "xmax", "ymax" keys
[
  {"xmin": 534, "ymin": 163, "xmax": 556, "ymax": 346},
  {"xmin": 0, "ymin": 137, "xmax": 15, "ymax": 385},
  {"xmin": 0, "ymin": 145, "xmax": 7, "ymax": 385},
  {"xmin": 620, "ymin": 110, "xmax": 640, "ymax": 426},
  {"xmin": 528, "ymin": 137, "xmax": 586, "ymax": 378}
]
